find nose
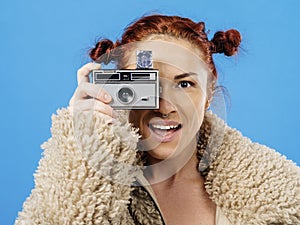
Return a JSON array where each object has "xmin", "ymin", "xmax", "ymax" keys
[
  {"xmin": 154, "ymin": 97, "xmax": 176, "ymax": 116},
  {"xmin": 155, "ymin": 79, "xmax": 177, "ymax": 116}
]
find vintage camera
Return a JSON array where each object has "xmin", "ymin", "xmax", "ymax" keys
[
  {"xmin": 92, "ymin": 50, "xmax": 159, "ymax": 109},
  {"xmin": 92, "ymin": 69, "xmax": 159, "ymax": 109}
]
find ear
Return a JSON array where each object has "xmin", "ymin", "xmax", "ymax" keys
[
  {"xmin": 205, "ymin": 77, "xmax": 215, "ymax": 110},
  {"xmin": 205, "ymin": 99, "xmax": 211, "ymax": 110},
  {"xmin": 205, "ymin": 87, "xmax": 213, "ymax": 110}
]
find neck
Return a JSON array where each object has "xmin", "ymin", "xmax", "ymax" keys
[{"xmin": 143, "ymin": 140, "xmax": 201, "ymax": 186}]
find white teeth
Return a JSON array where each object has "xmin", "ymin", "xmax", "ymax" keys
[{"xmin": 152, "ymin": 124, "xmax": 179, "ymax": 130}]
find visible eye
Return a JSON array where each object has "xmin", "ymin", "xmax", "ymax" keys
[{"xmin": 176, "ymin": 80, "xmax": 194, "ymax": 88}]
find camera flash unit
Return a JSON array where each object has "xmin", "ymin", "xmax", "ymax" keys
[{"xmin": 136, "ymin": 50, "xmax": 153, "ymax": 69}]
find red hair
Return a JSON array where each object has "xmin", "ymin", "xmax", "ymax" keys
[{"xmin": 89, "ymin": 14, "xmax": 242, "ymax": 80}]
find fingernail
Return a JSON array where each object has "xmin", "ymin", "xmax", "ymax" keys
[
  {"xmin": 91, "ymin": 62, "xmax": 101, "ymax": 69},
  {"xmin": 104, "ymin": 94, "xmax": 111, "ymax": 101},
  {"xmin": 112, "ymin": 110, "xmax": 119, "ymax": 118}
]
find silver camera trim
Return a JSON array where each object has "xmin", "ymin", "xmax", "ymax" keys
[{"xmin": 92, "ymin": 69, "xmax": 159, "ymax": 109}]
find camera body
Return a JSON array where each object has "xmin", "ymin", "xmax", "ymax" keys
[{"xmin": 92, "ymin": 69, "xmax": 159, "ymax": 109}]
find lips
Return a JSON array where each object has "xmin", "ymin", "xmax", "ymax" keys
[{"xmin": 148, "ymin": 119, "xmax": 182, "ymax": 142}]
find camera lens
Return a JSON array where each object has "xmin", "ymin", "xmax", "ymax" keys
[{"xmin": 118, "ymin": 87, "xmax": 134, "ymax": 104}]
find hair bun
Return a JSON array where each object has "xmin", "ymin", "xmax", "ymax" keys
[
  {"xmin": 89, "ymin": 39, "xmax": 115, "ymax": 63},
  {"xmin": 210, "ymin": 29, "xmax": 241, "ymax": 56}
]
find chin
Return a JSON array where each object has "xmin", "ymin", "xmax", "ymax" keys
[
  {"xmin": 141, "ymin": 126, "xmax": 183, "ymax": 161},
  {"xmin": 146, "ymin": 146, "xmax": 178, "ymax": 162}
]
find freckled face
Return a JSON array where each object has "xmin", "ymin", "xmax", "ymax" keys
[{"xmin": 128, "ymin": 40, "xmax": 209, "ymax": 162}]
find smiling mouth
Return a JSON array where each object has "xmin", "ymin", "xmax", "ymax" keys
[
  {"xmin": 149, "ymin": 123, "xmax": 182, "ymax": 131},
  {"xmin": 148, "ymin": 122, "xmax": 182, "ymax": 142}
]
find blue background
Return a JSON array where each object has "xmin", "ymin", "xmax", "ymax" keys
[{"xmin": 1, "ymin": 0, "xmax": 299, "ymax": 224}]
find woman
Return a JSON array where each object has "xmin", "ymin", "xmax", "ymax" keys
[{"xmin": 15, "ymin": 15, "xmax": 299, "ymax": 225}]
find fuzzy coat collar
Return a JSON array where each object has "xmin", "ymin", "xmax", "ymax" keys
[
  {"xmin": 130, "ymin": 111, "xmax": 300, "ymax": 225},
  {"xmin": 198, "ymin": 111, "xmax": 299, "ymax": 224},
  {"xmin": 15, "ymin": 108, "xmax": 300, "ymax": 225}
]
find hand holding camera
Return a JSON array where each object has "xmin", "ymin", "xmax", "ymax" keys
[
  {"xmin": 69, "ymin": 50, "xmax": 158, "ymax": 122},
  {"xmin": 68, "ymin": 62, "xmax": 118, "ymax": 122}
]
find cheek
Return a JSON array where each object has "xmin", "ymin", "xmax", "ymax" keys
[
  {"xmin": 129, "ymin": 110, "xmax": 140, "ymax": 128},
  {"xmin": 178, "ymin": 91, "xmax": 206, "ymax": 110},
  {"xmin": 196, "ymin": 95, "xmax": 206, "ymax": 113},
  {"xmin": 194, "ymin": 95, "xmax": 206, "ymax": 124},
  {"xmin": 178, "ymin": 93, "xmax": 206, "ymax": 127},
  {"xmin": 129, "ymin": 110, "xmax": 149, "ymax": 135}
]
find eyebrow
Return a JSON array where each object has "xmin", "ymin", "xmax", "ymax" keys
[{"xmin": 173, "ymin": 72, "xmax": 198, "ymax": 80}]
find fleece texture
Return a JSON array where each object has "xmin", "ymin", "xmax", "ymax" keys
[
  {"xmin": 15, "ymin": 108, "xmax": 300, "ymax": 225},
  {"xmin": 15, "ymin": 109, "xmax": 139, "ymax": 225},
  {"xmin": 201, "ymin": 111, "xmax": 300, "ymax": 225}
]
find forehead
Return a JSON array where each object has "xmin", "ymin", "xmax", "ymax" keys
[
  {"xmin": 122, "ymin": 39, "xmax": 210, "ymax": 77},
  {"xmin": 151, "ymin": 62, "xmax": 194, "ymax": 80},
  {"xmin": 153, "ymin": 61, "xmax": 208, "ymax": 93},
  {"xmin": 144, "ymin": 34, "xmax": 203, "ymax": 55}
]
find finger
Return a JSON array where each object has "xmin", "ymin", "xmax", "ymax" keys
[
  {"xmin": 77, "ymin": 62, "xmax": 101, "ymax": 85},
  {"xmin": 96, "ymin": 113, "xmax": 116, "ymax": 124},
  {"xmin": 69, "ymin": 95, "xmax": 75, "ymax": 107},
  {"xmin": 69, "ymin": 105, "xmax": 115, "ymax": 124},
  {"xmin": 76, "ymin": 82, "xmax": 112, "ymax": 103},
  {"xmin": 73, "ymin": 98, "xmax": 117, "ymax": 118}
]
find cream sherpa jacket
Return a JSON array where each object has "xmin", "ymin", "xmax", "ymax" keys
[{"xmin": 15, "ymin": 108, "xmax": 300, "ymax": 225}]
